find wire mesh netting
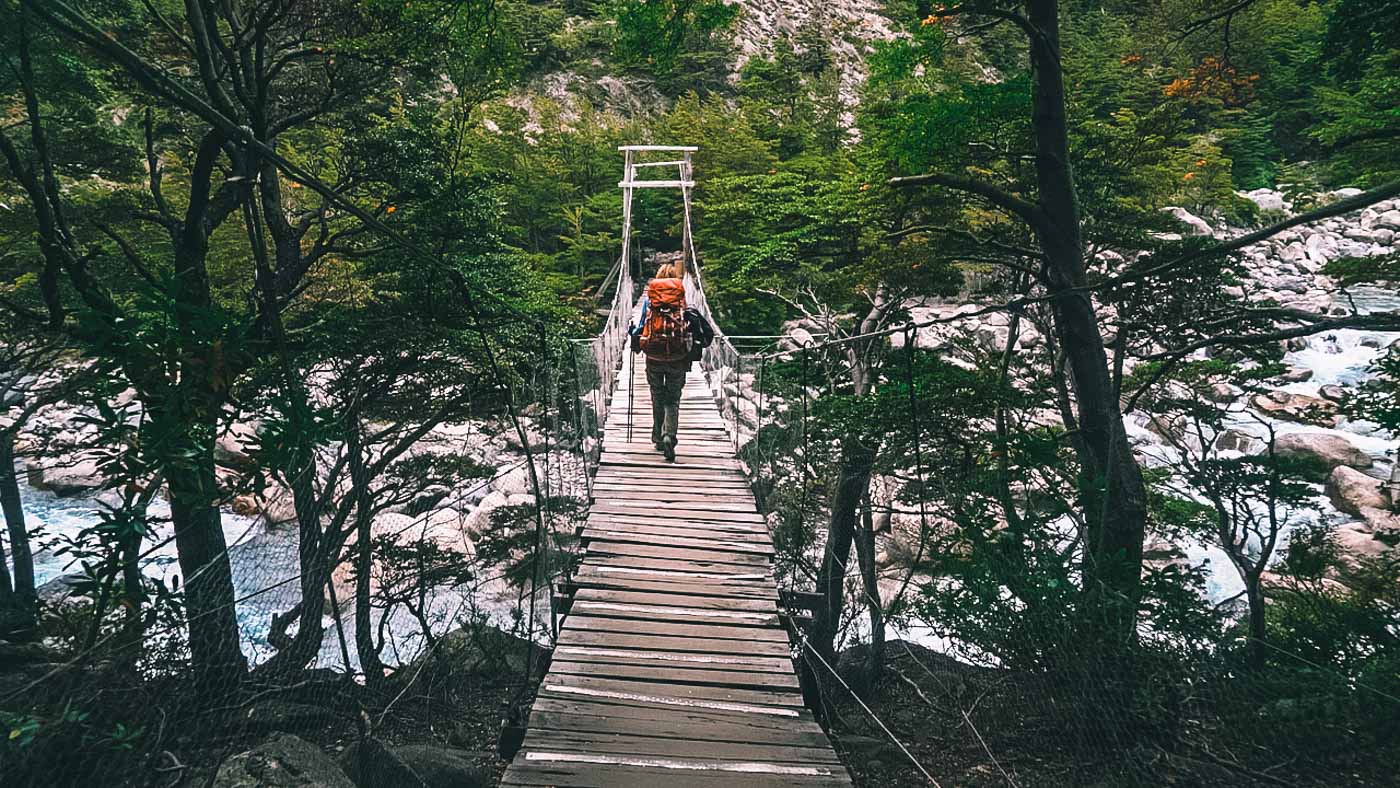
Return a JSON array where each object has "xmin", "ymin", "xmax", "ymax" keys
[
  {"xmin": 0, "ymin": 278, "xmax": 634, "ymax": 784},
  {"xmin": 685, "ymin": 284, "xmax": 1400, "ymax": 787}
]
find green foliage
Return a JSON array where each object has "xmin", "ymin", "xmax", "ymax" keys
[{"xmin": 610, "ymin": 0, "xmax": 738, "ymax": 94}]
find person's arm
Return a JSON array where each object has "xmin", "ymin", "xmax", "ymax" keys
[{"xmin": 630, "ymin": 299, "xmax": 649, "ymax": 336}]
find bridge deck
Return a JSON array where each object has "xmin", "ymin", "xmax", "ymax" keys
[{"xmin": 500, "ymin": 359, "xmax": 851, "ymax": 787}]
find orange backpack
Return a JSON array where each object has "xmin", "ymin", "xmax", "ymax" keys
[{"xmin": 640, "ymin": 277, "xmax": 692, "ymax": 362}]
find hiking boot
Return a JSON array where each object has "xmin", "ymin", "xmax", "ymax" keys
[{"xmin": 661, "ymin": 439, "xmax": 676, "ymax": 462}]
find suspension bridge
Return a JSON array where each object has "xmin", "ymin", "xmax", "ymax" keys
[{"xmin": 500, "ymin": 147, "xmax": 853, "ymax": 786}]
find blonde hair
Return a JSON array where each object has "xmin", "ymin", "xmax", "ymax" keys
[{"xmin": 655, "ymin": 261, "xmax": 684, "ymax": 280}]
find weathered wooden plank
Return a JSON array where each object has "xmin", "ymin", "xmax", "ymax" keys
[
  {"xmin": 585, "ymin": 513, "xmax": 769, "ymax": 534},
  {"xmin": 519, "ymin": 730, "xmax": 842, "ymax": 765},
  {"xmin": 548, "ymin": 660, "xmax": 801, "ymax": 691},
  {"xmin": 580, "ymin": 528, "xmax": 774, "ymax": 556},
  {"xmin": 502, "ymin": 762, "xmax": 849, "ymax": 788},
  {"xmin": 502, "ymin": 350, "xmax": 851, "ymax": 788},
  {"xmin": 585, "ymin": 554, "xmax": 774, "ymax": 577},
  {"xmin": 540, "ymin": 675, "xmax": 804, "ymax": 709},
  {"xmin": 590, "ymin": 502, "xmax": 765, "ymax": 523},
  {"xmin": 560, "ymin": 612, "xmax": 784, "ymax": 640},
  {"xmin": 555, "ymin": 629, "xmax": 792, "ymax": 658},
  {"xmin": 583, "ymin": 541, "xmax": 770, "ymax": 566},
  {"xmin": 574, "ymin": 587, "xmax": 776, "ymax": 612},
  {"xmin": 551, "ymin": 640, "xmax": 792, "ymax": 667}
]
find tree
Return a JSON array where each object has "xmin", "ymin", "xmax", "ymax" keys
[{"xmin": 14, "ymin": 0, "xmax": 506, "ymax": 688}]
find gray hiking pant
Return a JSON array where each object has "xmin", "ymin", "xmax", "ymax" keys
[{"xmin": 646, "ymin": 359, "xmax": 688, "ymax": 447}]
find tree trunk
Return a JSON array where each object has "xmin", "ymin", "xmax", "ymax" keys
[
  {"xmin": 809, "ymin": 435, "xmax": 878, "ymax": 694},
  {"xmin": 348, "ymin": 426, "xmax": 385, "ymax": 689},
  {"xmin": 1026, "ymin": 0, "xmax": 1146, "ymax": 640},
  {"xmin": 168, "ymin": 465, "xmax": 247, "ymax": 689},
  {"xmin": 854, "ymin": 494, "xmax": 884, "ymax": 686},
  {"xmin": 1245, "ymin": 579, "xmax": 1267, "ymax": 671},
  {"xmin": 0, "ymin": 430, "xmax": 36, "ymax": 638}
]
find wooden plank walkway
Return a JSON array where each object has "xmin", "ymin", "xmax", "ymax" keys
[{"xmin": 501, "ymin": 358, "xmax": 852, "ymax": 787}]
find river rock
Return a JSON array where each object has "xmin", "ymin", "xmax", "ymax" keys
[
  {"xmin": 1250, "ymin": 391, "xmax": 1339, "ymax": 426},
  {"xmin": 1215, "ymin": 429, "xmax": 1263, "ymax": 455},
  {"xmin": 1278, "ymin": 241, "xmax": 1307, "ymax": 264},
  {"xmin": 1327, "ymin": 466, "xmax": 1388, "ymax": 516},
  {"xmin": 1280, "ymin": 367, "xmax": 1314, "ymax": 383},
  {"xmin": 339, "ymin": 738, "xmax": 426, "ymax": 788},
  {"xmin": 1334, "ymin": 523, "xmax": 1388, "ymax": 563},
  {"xmin": 1305, "ymin": 233, "xmax": 1337, "ymax": 264},
  {"xmin": 1274, "ymin": 432, "xmax": 1372, "ymax": 480},
  {"xmin": 213, "ymin": 734, "xmax": 354, "ymax": 788},
  {"xmin": 257, "ymin": 484, "xmax": 299, "ymax": 527},
  {"xmin": 1242, "ymin": 189, "xmax": 1285, "ymax": 212},
  {"xmin": 393, "ymin": 746, "xmax": 491, "ymax": 788},
  {"xmin": 491, "ymin": 465, "xmax": 533, "ymax": 496},
  {"xmin": 1318, "ymin": 384, "xmax": 1347, "ymax": 403},
  {"xmin": 1374, "ymin": 210, "xmax": 1400, "ymax": 232},
  {"xmin": 215, "ymin": 423, "xmax": 259, "ymax": 470},
  {"xmin": 1163, "ymin": 206, "xmax": 1214, "ymax": 236},
  {"xmin": 462, "ymin": 490, "xmax": 509, "ymax": 535},
  {"xmin": 242, "ymin": 700, "xmax": 344, "ymax": 736},
  {"xmin": 27, "ymin": 458, "xmax": 105, "ymax": 497},
  {"xmin": 1208, "ymin": 383, "xmax": 1240, "ymax": 403}
]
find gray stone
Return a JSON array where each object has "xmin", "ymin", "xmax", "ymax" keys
[
  {"xmin": 1242, "ymin": 189, "xmax": 1285, "ymax": 212},
  {"xmin": 1280, "ymin": 367, "xmax": 1314, "ymax": 383},
  {"xmin": 1214, "ymin": 430, "xmax": 1262, "ymax": 455},
  {"xmin": 340, "ymin": 738, "xmax": 426, "ymax": 788},
  {"xmin": 1318, "ymin": 384, "xmax": 1347, "ymax": 403},
  {"xmin": 1274, "ymin": 432, "xmax": 1372, "ymax": 480},
  {"xmin": 1375, "ymin": 210, "xmax": 1400, "ymax": 232},
  {"xmin": 1327, "ymin": 466, "xmax": 1388, "ymax": 517},
  {"xmin": 1163, "ymin": 206, "xmax": 1213, "ymax": 236},
  {"xmin": 1251, "ymin": 391, "xmax": 1340, "ymax": 426},
  {"xmin": 1278, "ymin": 241, "xmax": 1307, "ymax": 263},
  {"xmin": 242, "ymin": 700, "xmax": 344, "ymax": 736},
  {"xmin": 27, "ymin": 458, "xmax": 105, "ymax": 497},
  {"xmin": 213, "ymin": 734, "xmax": 354, "ymax": 788},
  {"xmin": 1334, "ymin": 523, "xmax": 1388, "ymax": 563},
  {"xmin": 393, "ymin": 745, "xmax": 491, "ymax": 788},
  {"xmin": 1208, "ymin": 383, "xmax": 1239, "ymax": 403}
]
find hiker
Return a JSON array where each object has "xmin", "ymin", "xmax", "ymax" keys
[{"xmin": 630, "ymin": 261, "xmax": 696, "ymax": 462}]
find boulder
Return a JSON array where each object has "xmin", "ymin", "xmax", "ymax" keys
[
  {"xmin": 1250, "ymin": 391, "xmax": 1339, "ymax": 426},
  {"xmin": 1242, "ymin": 189, "xmax": 1285, "ymax": 212},
  {"xmin": 27, "ymin": 458, "xmax": 105, "ymax": 497},
  {"xmin": 1208, "ymin": 383, "xmax": 1239, "ymax": 403},
  {"xmin": 1374, "ymin": 210, "xmax": 1400, "ymax": 232},
  {"xmin": 1280, "ymin": 367, "xmax": 1314, "ymax": 383},
  {"xmin": 1318, "ymin": 384, "xmax": 1347, "ymax": 403},
  {"xmin": 1333, "ymin": 524, "xmax": 1388, "ymax": 562},
  {"xmin": 215, "ymin": 423, "xmax": 259, "ymax": 470},
  {"xmin": 1163, "ymin": 206, "xmax": 1214, "ymax": 236},
  {"xmin": 1277, "ymin": 241, "xmax": 1307, "ymax": 263},
  {"xmin": 1274, "ymin": 432, "xmax": 1372, "ymax": 480},
  {"xmin": 241, "ymin": 700, "xmax": 344, "ymax": 736},
  {"xmin": 374, "ymin": 512, "xmax": 420, "ymax": 540},
  {"xmin": 393, "ymin": 745, "xmax": 492, "ymax": 788},
  {"xmin": 340, "ymin": 738, "xmax": 426, "ymax": 788},
  {"xmin": 1305, "ymin": 232, "xmax": 1337, "ymax": 264},
  {"xmin": 491, "ymin": 465, "xmax": 533, "ymax": 496},
  {"xmin": 256, "ymin": 485, "xmax": 299, "ymax": 527},
  {"xmin": 213, "ymin": 734, "xmax": 354, "ymax": 788},
  {"xmin": 462, "ymin": 490, "xmax": 509, "ymax": 536},
  {"xmin": 1327, "ymin": 466, "xmax": 1388, "ymax": 516},
  {"xmin": 1214, "ymin": 430, "xmax": 1262, "ymax": 455}
]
